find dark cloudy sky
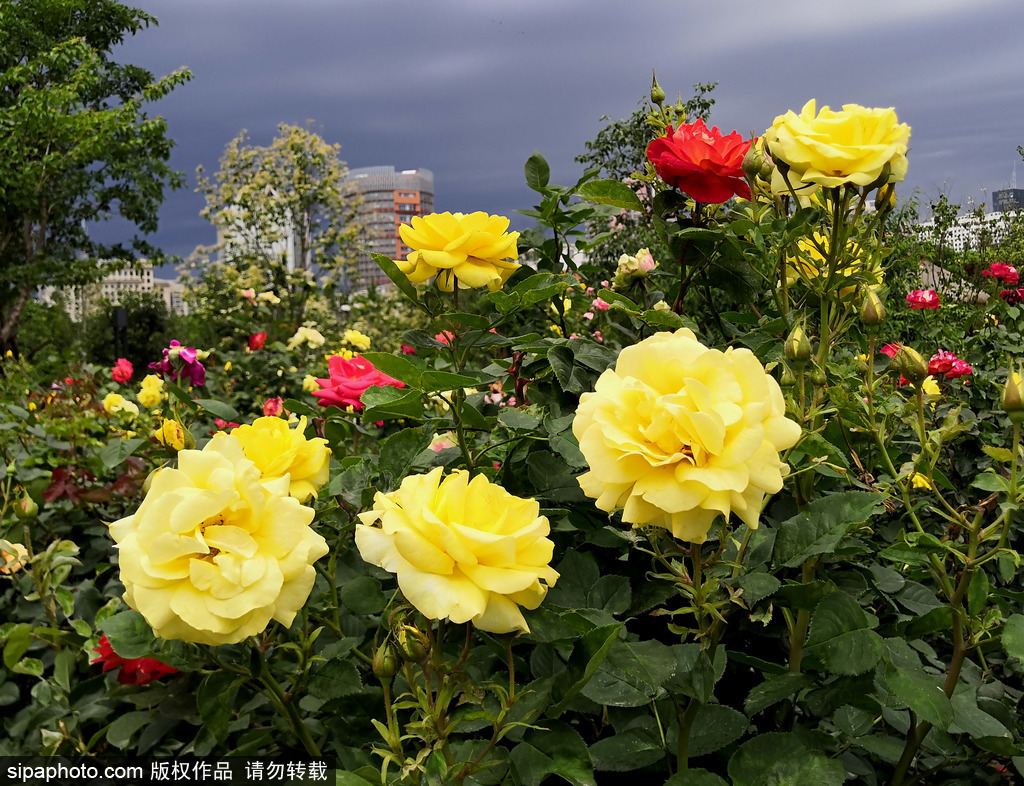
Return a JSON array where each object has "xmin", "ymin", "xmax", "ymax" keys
[{"xmin": 111, "ymin": 0, "xmax": 1024, "ymax": 265}]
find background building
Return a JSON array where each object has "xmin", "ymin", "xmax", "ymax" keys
[
  {"xmin": 347, "ymin": 166, "xmax": 434, "ymax": 289},
  {"xmin": 38, "ymin": 261, "xmax": 189, "ymax": 321},
  {"xmin": 993, "ymin": 189, "xmax": 1024, "ymax": 213}
]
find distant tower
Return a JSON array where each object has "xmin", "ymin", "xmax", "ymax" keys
[
  {"xmin": 992, "ymin": 164, "xmax": 1024, "ymax": 214},
  {"xmin": 347, "ymin": 166, "xmax": 434, "ymax": 290}
]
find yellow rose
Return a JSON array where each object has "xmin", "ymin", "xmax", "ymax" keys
[
  {"xmin": 224, "ymin": 361, "xmax": 233, "ymax": 372},
  {"xmin": 287, "ymin": 326, "xmax": 326, "ymax": 350},
  {"xmin": 786, "ymin": 232, "xmax": 883, "ymax": 295},
  {"xmin": 108, "ymin": 433, "xmax": 328, "ymax": 645},
  {"xmin": 138, "ymin": 375, "xmax": 165, "ymax": 409},
  {"xmin": 396, "ymin": 212, "xmax": 520, "ymax": 292},
  {"xmin": 0, "ymin": 542, "xmax": 29, "ymax": 574},
  {"xmin": 343, "ymin": 329, "xmax": 371, "ymax": 351},
  {"xmin": 103, "ymin": 392, "xmax": 139, "ymax": 417},
  {"xmin": 764, "ymin": 100, "xmax": 910, "ymax": 192},
  {"xmin": 573, "ymin": 329, "xmax": 802, "ymax": 543},
  {"xmin": 232, "ymin": 416, "xmax": 330, "ymax": 502},
  {"xmin": 355, "ymin": 468, "xmax": 559, "ymax": 634},
  {"xmin": 153, "ymin": 419, "xmax": 187, "ymax": 451},
  {"xmin": 302, "ymin": 375, "xmax": 320, "ymax": 393}
]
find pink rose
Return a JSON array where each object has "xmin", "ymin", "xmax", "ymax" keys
[
  {"xmin": 906, "ymin": 289, "xmax": 940, "ymax": 310},
  {"xmin": 111, "ymin": 358, "xmax": 133, "ymax": 384},
  {"xmin": 313, "ymin": 355, "xmax": 405, "ymax": 411},
  {"xmin": 983, "ymin": 263, "xmax": 1019, "ymax": 285},
  {"xmin": 880, "ymin": 343, "xmax": 900, "ymax": 358},
  {"xmin": 435, "ymin": 330, "xmax": 454, "ymax": 346},
  {"xmin": 262, "ymin": 397, "xmax": 284, "ymax": 417},
  {"xmin": 947, "ymin": 359, "xmax": 973, "ymax": 379},
  {"xmin": 928, "ymin": 350, "xmax": 956, "ymax": 376}
]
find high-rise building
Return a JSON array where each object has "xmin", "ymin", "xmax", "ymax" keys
[
  {"xmin": 993, "ymin": 189, "xmax": 1024, "ymax": 213},
  {"xmin": 347, "ymin": 166, "xmax": 434, "ymax": 290}
]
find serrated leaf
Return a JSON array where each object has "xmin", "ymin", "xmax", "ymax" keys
[
  {"xmin": 546, "ymin": 623, "xmax": 621, "ymax": 718},
  {"xmin": 728, "ymin": 733, "xmax": 845, "ymax": 786},
  {"xmin": 340, "ymin": 576, "xmax": 385, "ymax": 615},
  {"xmin": 737, "ymin": 572, "xmax": 781, "ymax": 607},
  {"xmin": 744, "ymin": 673, "xmax": 813, "ymax": 716},
  {"xmin": 99, "ymin": 437, "xmax": 146, "ymax": 469},
  {"xmin": 588, "ymin": 728, "xmax": 663, "ymax": 772},
  {"xmin": 885, "ymin": 665, "xmax": 953, "ymax": 731},
  {"xmin": 773, "ymin": 491, "xmax": 884, "ymax": 568},
  {"xmin": 99, "ymin": 610, "xmax": 155, "ymax": 659},
  {"xmin": 1002, "ymin": 614, "xmax": 1024, "ymax": 662},
  {"xmin": 195, "ymin": 399, "xmax": 239, "ymax": 421},
  {"xmin": 581, "ymin": 638, "xmax": 676, "ymax": 707},
  {"xmin": 358, "ymin": 352, "xmax": 423, "ymax": 387},
  {"xmin": 688, "ymin": 704, "xmax": 749, "ymax": 756},
  {"xmin": 804, "ymin": 592, "xmax": 883, "ymax": 675},
  {"xmin": 360, "ymin": 386, "xmax": 424, "ymax": 422},
  {"xmin": 307, "ymin": 659, "xmax": 363, "ymax": 700},
  {"xmin": 106, "ymin": 710, "xmax": 153, "ymax": 749}
]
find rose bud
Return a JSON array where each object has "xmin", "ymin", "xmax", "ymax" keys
[
  {"xmin": 13, "ymin": 492, "xmax": 38, "ymax": 520},
  {"xmin": 1002, "ymin": 369, "xmax": 1024, "ymax": 424},
  {"xmin": 396, "ymin": 625, "xmax": 429, "ymax": 664},
  {"xmin": 784, "ymin": 325, "xmax": 812, "ymax": 367},
  {"xmin": 859, "ymin": 290, "xmax": 886, "ymax": 330},
  {"xmin": 373, "ymin": 642, "xmax": 399, "ymax": 681},
  {"xmin": 895, "ymin": 346, "xmax": 929, "ymax": 386},
  {"xmin": 650, "ymin": 70, "xmax": 665, "ymax": 106}
]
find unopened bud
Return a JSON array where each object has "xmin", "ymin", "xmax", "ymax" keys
[
  {"xmin": 1002, "ymin": 370, "xmax": 1024, "ymax": 424},
  {"xmin": 780, "ymin": 368, "xmax": 797, "ymax": 388},
  {"xmin": 809, "ymin": 366, "xmax": 827, "ymax": 388},
  {"xmin": 896, "ymin": 346, "xmax": 929, "ymax": 386},
  {"xmin": 13, "ymin": 492, "xmax": 38, "ymax": 520},
  {"xmin": 396, "ymin": 625, "xmax": 429, "ymax": 663},
  {"xmin": 650, "ymin": 71, "xmax": 665, "ymax": 106},
  {"xmin": 784, "ymin": 325, "xmax": 812, "ymax": 367},
  {"xmin": 142, "ymin": 467, "xmax": 164, "ymax": 495},
  {"xmin": 759, "ymin": 159, "xmax": 774, "ymax": 181},
  {"xmin": 859, "ymin": 290, "xmax": 886, "ymax": 330},
  {"xmin": 741, "ymin": 145, "xmax": 763, "ymax": 180},
  {"xmin": 373, "ymin": 642, "xmax": 399, "ymax": 681},
  {"xmin": 875, "ymin": 182, "xmax": 896, "ymax": 213}
]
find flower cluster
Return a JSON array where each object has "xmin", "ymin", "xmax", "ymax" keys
[
  {"xmin": 355, "ymin": 468, "xmax": 559, "ymax": 634},
  {"xmin": 928, "ymin": 350, "xmax": 973, "ymax": 380},
  {"xmin": 109, "ymin": 432, "xmax": 329, "ymax": 645},
  {"xmin": 573, "ymin": 329, "xmax": 801, "ymax": 543},
  {"xmin": 138, "ymin": 375, "xmax": 165, "ymax": 409}
]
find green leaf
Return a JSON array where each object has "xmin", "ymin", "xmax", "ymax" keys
[
  {"xmin": 371, "ymin": 252, "xmax": 420, "ymax": 306},
  {"xmin": 804, "ymin": 592, "xmax": 883, "ymax": 675},
  {"xmin": 498, "ymin": 408, "xmax": 542, "ymax": 431},
  {"xmin": 689, "ymin": 704, "xmax": 749, "ymax": 756},
  {"xmin": 581, "ymin": 638, "xmax": 676, "ymax": 707},
  {"xmin": 665, "ymin": 772, "xmax": 728, "ymax": 786},
  {"xmin": 968, "ymin": 568, "xmax": 990, "ymax": 616},
  {"xmin": 340, "ymin": 576, "xmax": 385, "ymax": 615},
  {"xmin": 359, "ymin": 351, "xmax": 424, "ymax": 387},
  {"xmin": 195, "ymin": 399, "xmax": 239, "ymax": 421},
  {"xmin": 728, "ymin": 733, "xmax": 846, "ymax": 786},
  {"xmin": 511, "ymin": 721, "xmax": 594, "ymax": 786},
  {"xmin": 3, "ymin": 623, "xmax": 32, "ymax": 670},
  {"xmin": 548, "ymin": 345, "xmax": 588, "ymax": 395},
  {"xmin": 98, "ymin": 437, "xmax": 146, "ymax": 469},
  {"xmin": 106, "ymin": 710, "xmax": 153, "ymax": 749},
  {"xmin": 744, "ymin": 673, "xmax": 814, "ymax": 716},
  {"xmin": 360, "ymin": 386, "xmax": 424, "ymax": 422},
  {"xmin": 972, "ymin": 472, "xmax": 1008, "ymax": 493},
  {"xmin": 575, "ymin": 179, "xmax": 643, "ymax": 212},
  {"xmin": 773, "ymin": 491, "xmax": 884, "ymax": 568},
  {"xmin": 377, "ymin": 425, "xmax": 433, "ymax": 488},
  {"xmin": 99, "ymin": 610, "xmax": 155, "ymax": 659},
  {"xmin": 1002, "ymin": 614, "xmax": 1024, "ymax": 662},
  {"xmin": 586, "ymin": 575, "xmax": 631, "ymax": 615},
  {"xmin": 419, "ymin": 370, "xmax": 483, "ymax": 393},
  {"xmin": 666, "ymin": 644, "xmax": 726, "ymax": 704},
  {"xmin": 307, "ymin": 659, "xmax": 363, "ymax": 700},
  {"xmin": 546, "ymin": 623, "xmax": 622, "ymax": 718},
  {"xmin": 949, "ymin": 684, "xmax": 1012, "ymax": 739},
  {"xmin": 524, "ymin": 152, "xmax": 551, "ymax": 193},
  {"xmin": 588, "ymin": 728, "xmax": 664, "ymax": 772},
  {"xmin": 197, "ymin": 672, "xmax": 240, "ymax": 744},
  {"xmin": 885, "ymin": 666, "xmax": 953, "ymax": 731},
  {"xmin": 737, "ymin": 572, "xmax": 781, "ymax": 607}
]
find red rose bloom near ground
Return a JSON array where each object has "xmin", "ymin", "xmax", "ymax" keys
[
  {"xmin": 91, "ymin": 634, "xmax": 177, "ymax": 685},
  {"xmin": 313, "ymin": 355, "xmax": 405, "ymax": 411},
  {"xmin": 111, "ymin": 358, "xmax": 133, "ymax": 384},
  {"xmin": 646, "ymin": 120, "xmax": 753, "ymax": 203}
]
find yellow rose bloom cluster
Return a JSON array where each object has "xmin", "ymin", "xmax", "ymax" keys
[
  {"xmin": 355, "ymin": 468, "xmax": 559, "ymax": 634},
  {"xmin": 138, "ymin": 375, "xmax": 165, "ymax": 409},
  {"xmin": 764, "ymin": 100, "xmax": 910, "ymax": 194},
  {"xmin": 396, "ymin": 212, "xmax": 520, "ymax": 292},
  {"xmin": 573, "ymin": 329, "xmax": 802, "ymax": 543},
  {"xmin": 343, "ymin": 329, "xmax": 371, "ymax": 351},
  {"xmin": 109, "ymin": 433, "xmax": 328, "ymax": 645},
  {"xmin": 231, "ymin": 416, "xmax": 330, "ymax": 502}
]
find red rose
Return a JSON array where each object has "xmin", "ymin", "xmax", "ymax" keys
[
  {"xmin": 262, "ymin": 396, "xmax": 284, "ymax": 417},
  {"xmin": 435, "ymin": 330, "xmax": 454, "ymax": 346},
  {"xmin": 947, "ymin": 359, "xmax": 973, "ymax": 379},
  {"xmin": 928, "ymin": 350, "xmax": 956, "ymax": 376},
  {"xmin": 400, "ymin": 343, "xmax": 416, "ymax": 354},
  {"xmin": 645, "ymin": 120, "xmax": 754, "ymax": 203},
  {"xmin": 248, "ymin": 331, "xmax": 268, "ymax": 351},
  {"xmin": 312, "ymin": 355, "xmax": 405, "ymax": 411},
  {"xmin": 983, "ymin": 263, "xmax": 1019, "ymax": 285},
  {"xmin": 1001, "ymin": 288, "xmax": 1024, "ymax": 305},
  {"xmin": 111, "ymin": 358, "xmax": 133, "ymax": 384},
  {"xmin": 906, "ymin": 289, "xmax": 940, "ymax": 309},
  {"xmin": 880, "ymin": 343, "xmax": 900, "ymax": 358},
  {"xmin": 91, "ymin": 634, "xmax": 177, "ymax": 686}
]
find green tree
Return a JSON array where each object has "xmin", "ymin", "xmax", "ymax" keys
[
  {"xmin": 191, "ymin": 123, "xmax": 363, "ymax": 327},
  {"xmin": 0, "ymin": 0, "xmax": 190, "ymax": 357},
  {"xmin": 83, "ymin": 291, "xmax": 175, "ymax": 373}
]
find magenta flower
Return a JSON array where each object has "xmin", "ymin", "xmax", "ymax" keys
[{"xmin": 149, "ymin": 340, "xmax": 206, "ymax": 387}]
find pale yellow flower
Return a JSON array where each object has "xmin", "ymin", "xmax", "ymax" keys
[
  {"xmin": 302, "ymin": 375, "xmax": 320, "ymax": 393},
  {"xmin": 138, "ymin": 375, "xmax": 165, "ymax": 409},
  {"xmin": 764, "ymin": 100, "xmax": 910, "ymax": 193},
  {"xmin": 343, "ymin": 329, "xmax": 371, "ymax": 351},
  {"xmin": 355, "ymin": 468, "xmax": 558, "ymax": 634},
  {"xmin": 573, "ymin": 329, "xmax": 802, "ymax": 543},
  {"xmin": 396, "ymin": 212, "xmax": 520, "ymax": 292},
  {"xmin": 109, "ymin": 433, "xmax": 328, "ymax": 645},
  {"xmin": 287, "ymin": 326, "xmax": 326, "ymax": 350},
  {"xmin": 256, "ymin": 290, "xmax": 281, "ymax": 305},
  {"xmin": 922, "ymin": 376, "xmax": 941, "ymax": 397},
  {"xmin": 0, "ymin": 543, "xmax": 29, "ymax": 574},
  {"xmin": 103, "ymin": 393, "xmax": 139, "ymax": 417},
  {"xmin": 231, "ymin": 416, "xmax": 330, "ymax": 502}
]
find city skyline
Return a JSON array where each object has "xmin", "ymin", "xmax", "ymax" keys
[{"xmin": 98, "ymin": 0, "xmax": 1024, "ymax": 266}]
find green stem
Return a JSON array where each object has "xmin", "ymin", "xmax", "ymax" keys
[
  {"xmin": 788, "ymin": 558, "xmax": 817, "ymax": 672},
  {"xmin": 256, "ymin": 650, "xmax": 321, "ymax": 756}
]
